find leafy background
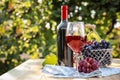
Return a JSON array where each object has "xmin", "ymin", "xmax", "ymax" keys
[{"xmin": 0, "ymin": 0, "xmax": 120, "ymax": 75}]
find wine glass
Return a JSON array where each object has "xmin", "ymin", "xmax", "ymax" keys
[{"xmin": 66, "ymin": 22, "xmax": 86, "ymax": 71}]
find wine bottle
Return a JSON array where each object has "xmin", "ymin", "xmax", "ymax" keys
[{"xmin": 57, "ymin": 5, "xmax": 73, "ymax": 67}]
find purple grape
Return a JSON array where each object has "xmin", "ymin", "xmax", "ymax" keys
[
  {"xmin": 94, "ymin": 41, "xmax": 99, "ymax": 46},
  {"xmin": 101, "ymin": 39, "xmax": 106, "ymax": 44},
  {"xmin": 105, "ymin": 43, "xmax": 108, "ymax": 48},
  {"xmin": 106, "ymin": 42, "xmax": 111, "ymax": 48},
  {"xmin": 88, "ymin": 46, "xmax": 93, "ymax": 50},
  {"xmin": 91, "ymin": 44, "xmax": 96, "ymax": 49}
]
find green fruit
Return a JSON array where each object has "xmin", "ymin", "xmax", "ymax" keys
[
  {"xmin": 87, "ymin": 29, "xmax": 101, "ymax": 42},
  {"xmin": 42, "ymin": 53, "xmax": 58, "ymax": 66}
]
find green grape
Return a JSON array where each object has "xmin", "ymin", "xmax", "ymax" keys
[
  {"xmin": 87, "ymin": 28, "xmax": 101, "ymax": 42},
  {"xmin": 42, "ymin": 53, "xmax": 58, "ymax": 66}
]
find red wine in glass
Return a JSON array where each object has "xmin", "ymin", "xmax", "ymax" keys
[{"xmin": 66, "ymin": 36, "xmax": 86, "ymax": 53}]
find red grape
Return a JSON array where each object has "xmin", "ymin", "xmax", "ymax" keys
[
  {"xmin": 78, "ymin": 65, "xmax": 82, "ymax": 72},
  {"xmin": 79, "ymin": 60, "xmax": 84, "ymax": 66},
  {"xmin": 86, "ymin": 68, "xmax": 93, "ymax": 73},
  {"xmin": 91, "ymin": 62, "xmax": 99, "ymax": 70},
  {"xmin": 86, "ymin": 57, "xmax": 93, "ymax": 62},
  {"xmin": 89, "ymin": 58, "xmax": 97, "ymax": 64},
  {"xmin": 82, "ymin": 66, "xmax": 87, "ymax": 73}
]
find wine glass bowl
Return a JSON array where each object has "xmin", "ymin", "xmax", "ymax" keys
[{"xmin": 66, "ymin": 22, "xmax": 86, "ymax": 53}]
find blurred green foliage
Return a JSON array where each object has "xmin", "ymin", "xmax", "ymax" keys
[{"xmin": 0, "ymin": 0, "xmax": 120, "ymax": 75}]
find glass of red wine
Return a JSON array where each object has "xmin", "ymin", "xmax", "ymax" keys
[{"xmin": 66, "ymin": 22, "xmax": 86, "ymax": 71}]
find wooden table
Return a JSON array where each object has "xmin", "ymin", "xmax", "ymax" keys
[{"xmin": 0, "ymin": 59, "xmax": 120, "ymax": 80}]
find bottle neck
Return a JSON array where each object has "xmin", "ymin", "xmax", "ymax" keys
[
  {"xmin": 61, "ymin": 5, "xmax": 68, "ymax": 21},
  {"xmin": 61, "ymin": 11, "xmax": 68, "ymax": 20},
  {"xmin": 61, "ymin": 19, "xmax": 68, "ymax": 22}
]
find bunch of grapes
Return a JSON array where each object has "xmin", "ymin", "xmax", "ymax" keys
[
  {"xmin": 78, "ymin": 57, "xmax": 100, "ymax": 73},
  {"xmin": 82, "ymin": 40, "xmax": 112, "ymax": 67},
  {"xmin": 85, "ymin": 39, "xmax": 111, "ymax": 50}
]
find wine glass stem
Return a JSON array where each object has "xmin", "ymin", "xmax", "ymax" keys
[
  {"xmin": 74, "ymin": 52, "xmax": 83, "ymax": 71},
  {"xmin": 79, "ymin": 52, "xmax": 83, "ymax": 60},
  {"xmin": 74, "ymin": 52, "xmax": 79, "ymax": 71}
]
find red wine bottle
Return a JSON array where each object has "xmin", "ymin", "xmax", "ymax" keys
[{"xmin": 57, "ymin": 5, "xmax": 73, "ymax": 67}]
